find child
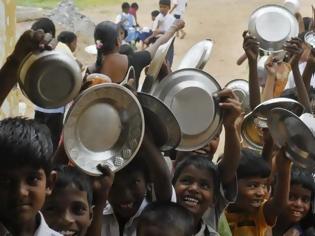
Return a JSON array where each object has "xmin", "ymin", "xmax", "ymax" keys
[
  {"xmin": 169, "ymin": 0, "xmax": 188, "ymax": 39},
  {"xmin": 57, "ymin": 31, "xmax": 77, "ymax": 55},
  {"xmin": 137, "ymin": 202, "xmax": 194, "ymax": 236},
  {"xmin": 0, "ymin": 117, "xmax": 61, "ymax": 235},
  {"xmin": 139, "ymin": 10, "xmax": 160, "ymax": 49},
  {"xmin": 42, "ymin": 165, "xmax": 93, "ymax": 236},
  {"xmin": 87, "ymin": 133, "xmax": 175, "ymax": 235},
  {"xmin": 129, "ymin": 3, "xmax": 139, "ymax": 26},
  {"xmin": 272, "ymin": 165, "xmax": 315, "ymax": 235},
  {"xmin": 147, "ymin": 0, "xmax": 176, "ymax": 67},
  {"xmin": 173, "ymin": 89, "xmax": 242, "ymax": 235},
  {"xmin": 226, "ymin": 148, "xmax": 292, "ymax": 236}
]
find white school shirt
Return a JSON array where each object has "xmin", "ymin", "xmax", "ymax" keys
[
  {"xmin": 152, "ymin": 13, "xmax": 176, "ymax": 33},
  {"xmin": 115, "ymin": 12, "xmax": 136, "ymax": 30},
  {"xmin": 285, "ymin": 62, "xmax": 315, "ymax": 89},
  {"xmin": 0, "ymin": 212, "xmax": 62, "ymax": 236},
  {"xmin": 101, "ymin": 187, "xmax": 177, "ymax": 236},
  {"xmin": 172, "ymin": 0, "xmax": 188, "ymax": 16}
]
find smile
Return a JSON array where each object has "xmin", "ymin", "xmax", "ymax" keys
[
  {"xmin": 183, "ymin": 196, "xmax": 200, "ymax": 207},
  {"xmin": 59, "ymin": 230, "xmax": 78, "ymax": 236}
]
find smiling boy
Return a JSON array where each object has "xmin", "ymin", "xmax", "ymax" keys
[{"xmin": 0, "ymin": 118, "xmax": 60, "ymax": 236}]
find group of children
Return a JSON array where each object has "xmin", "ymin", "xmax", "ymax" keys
[{"xmin": 0, "ymin": 1, "xmax": 315, "ymax": 236}]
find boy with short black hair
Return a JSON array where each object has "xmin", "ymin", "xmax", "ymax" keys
[
  {"xmin": 137, "ymin": 201, "xmax": 194, "ymax": 236},
  {"xmin": 226, "ymin": 148, "xmax": 292, "ymax": 236},
  {"xmin": 0, "ymin": 117, "xmax": 61, "ymax": 236}
]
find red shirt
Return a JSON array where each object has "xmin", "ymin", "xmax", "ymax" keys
[{"xmin": 129, "ymin": 8, "xmax": 137, "ymax": 17}]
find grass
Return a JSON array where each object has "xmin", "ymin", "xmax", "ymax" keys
[{"xmin": 16, "ymin": 0, "xmax": 125, "ymax": 9}]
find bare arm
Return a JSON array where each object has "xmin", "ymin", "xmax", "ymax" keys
[
  {"xmin": 145, "ymin": 19, "xmax": 185, "ymax": 58},
  {"xmin": 141, "ymin": 133, "xmax": 173, "ymax": 201},
  {"xmin": 217, "ymin": 89, "xmax": 242, "ymax": 185},
  {"xmin": 242, "ymin": 31, "xmax": 260, "ymax": 110},
  {"xmin": 169, "ymin": 3, "xmax": 178, "ymax": 14},
  {"xmin": 302, "ymin": 48, "xmax": 315, "ymax": 92},
  {"xmin": 263, "ymin": 148, "xmax": 291, "ymax": 226}
]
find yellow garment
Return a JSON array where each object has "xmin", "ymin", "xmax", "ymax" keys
[{"xmin": 225, "ymin": 204, "xmax": 268, "ymax": 236}]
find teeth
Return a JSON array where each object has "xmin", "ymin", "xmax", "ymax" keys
[
  {"xmin": 292, "ymin": 211, "xmax": 302, "ymax": 217},
  {"xmin": 59, "ymin": 231, "xmax": 75, "ymax": 236},
  {"xmin": 184, "ymin": 196, "xmax": 199, "ymax": 204}
]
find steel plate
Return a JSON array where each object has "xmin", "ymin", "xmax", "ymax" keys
[
  {"xmin": 64, "ymin": 83, "xmax": 145, "ymax": 176},
  {"xmin": 225, "ymin": 79, "xmax": 250, "ymax": 114},
  {"xmin": 151, "ymin": 68, "xmax": 222, "ymax": 151}
]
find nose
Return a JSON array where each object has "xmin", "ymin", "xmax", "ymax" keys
[
  {"xmin": 63, "ymin": 210, "xmax": 75, "ymax": 224},
  {"xmin": 187, "ymin": 182, "xmax": 199, "ymax": 193},
  {"xmin": 17, "ymin": 181, "xmax": 29, "ymax": 197},
  {"xmin": 292, "ymin": 198, "xmax": 303, "ymax": 208},
  {"xmin": 255, "ymin": 185, "xmax": 266, "ymax": 197}
]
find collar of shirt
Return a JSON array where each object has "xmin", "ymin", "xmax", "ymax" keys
[
  {"xmin": 0, "ymin": 212, "xmax": 61, "ymax": 236},
  {"xmin": 195, "ymin": 220, "xmax": 220, "ymax": 236}
]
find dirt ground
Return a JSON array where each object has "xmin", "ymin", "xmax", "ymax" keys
[{"xmin": 14, "ymin": 0, "xmax": 315, "ymax": 157}]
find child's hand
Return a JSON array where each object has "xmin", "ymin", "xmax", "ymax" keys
[
  {"xmin": 10, "ymin": 29, "xmax": 56, "ymax": 62},
  {"xmin": 283, "ymin": 37, "xmax": 303, "ymax": 69},
  {"xmin": 242, "ymin": 30, "xmax": 259, "ymax": 62},
  {"xmin": 264, "ymin": 56, "xmax": 277, "ymax": 77},
  {"xmin": 91, "ymin": 164, "xmax": 114, "ymax": 206},
  {"xmin": 217, "ymin": 88, "xmax": 242, "ymax": 129},
  {"xmin": 172, "ymin": 19, "xmax": 185, "ymax": 31},
  {"xmin": 275, "ymin": 147, "xmax": 292, "ymax": 171}
]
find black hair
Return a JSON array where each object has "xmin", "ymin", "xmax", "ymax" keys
[
  {"xmin": 137, "ymin": 201, "xmax": 194, "ymax": 236},
  {"xmin": 0, "ymin": 117, "xmax": 53, "ymax": 175},
  {"xmin": 119, "ymin": 44, "xmax": 134, "ymax": 55},
  {"xmin": 172, "ymin": 154, "xmax": 219, "ymax": 193},
  {"xmin": 31, "ymin": 17, "xmax": 56, "ymax": 38},
  {"xmin": 159, "ymin": 0, "xmax": 171, "ymax": 7},
  {"xmin": 131, "ymin": 2, "xmax": 139, "ymax": 9},
  {"xmin": 291, "ymin": 165, "xmax": 315, "ymax": 195},
  {"xmin": 237, "ymin": 148, "xmax": 271, "ymax": 179},
  {"xmin": 57, "ymin": 31, "xmax": 77, "ymax": 45},
  {"xmin": 52, "ymin": 165, "xmax": 93, "ymax": 206},
  {"xmin": 122, "ymin": 2, "xmax": 130, "ymax": 10},
  {"xmin": 151, "ymin": 10, "xmax": 160, "ymax": 17},
  {"xmin": 94, "ymin": 21, "xmax": 119, "ymax": 70},
  {"xmin": 281, "ymin": 87, "xmax": 315, "ymax": 101}
]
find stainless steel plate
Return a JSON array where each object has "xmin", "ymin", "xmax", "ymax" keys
[
  {"xmin": 305, "ymin": 31, "xmax": 315, "ymax": 48},
  {"xmin": 241, "ymin": 112, "xmax": 264, "ymax": 150},
  {"xmin": 64, "ymin": 83, "xmax": 145, "ymax": 176},
  {"xmin": 267, "ymin": 108, "xmax": 315, "ymax": 169},
  {"xmin": 137, "ymin": 92, "xmax": 181, "ymax": 151},
  {"xmin": 252, "ymin": 97, "xmax": 304, "ymax": 127},
  {"xmin": 177, "ymin": 39, "xmax": 213, "ymax": 70},
  {"xmin": 248, "ymin": 4, "xmax": 299, "ymax": 52},
  {"xmin": 18, "ymin": 51, "xmax": 82, "ymax": 108},
  {"xmin": 225, "ymin": 79, "xmax": 250, "ymax": 114},
  {"xmin": 151, "ymin": 68, "xmax": 222, "ymax": 151}
]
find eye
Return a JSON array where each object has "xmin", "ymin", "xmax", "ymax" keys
[
  {"xmin": 26, "ymin": 174, "xmax": 41, "ymax": 186},
  {"xmin": 200, "ymin": 181, "xmax": 211, "ymax": 190},
  {"xmin": 302, "ymin": 197, "xmax": 311, "ymax": 204},
  {"xmin": 179, "ymin": 176, "xmax": 192, "ymax": 185},
  {"xmin": 72, "ymin": 202, "xmax": 88, "ymax": 215},
  {"xmin": 289, "ymin": 194, "xmax": 298, "ymax": 201}
]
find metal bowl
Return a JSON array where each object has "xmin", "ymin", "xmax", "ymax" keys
[
  {"xmin": 252, "ymin": 97, "xmax": 304, "ymax": 128},
  {"xmin": 283, "ymin": 0, "xmax": 301, "ymax": 14},
  {"xmin": 137, "ymin": 92, "xmax": 181, "ymax": 151},
  {"xmin": 304, "ymin": 31, "xmax": 315, "ymax": 48},
  {"xmin": 267, "ymin": 108, "xmax": 315, "ymax": 170},
  {"xmin": 151, "ymin": 68, "xmax": 223, "ymax": 151},
  {"xmin": 177, "ymin": 39, "xmax": 214, "ymax": 70},
  {"xmin": 225, "ymin": 79, "xmax": 250, "ymax": 114},
  {"xmin": 64, "ymin": 83, "xmax": 145, "ymax": 176},
  {"xmin": 248, "ymin": 4, "xmax": 299, "ymax": 53},
  {"xmin": 241, "ymin": 112, "xmax": 264, "ymax": 150},
  {"xmin": 18, "ymin": 50, "xmax": 82, "ymax": 108}
]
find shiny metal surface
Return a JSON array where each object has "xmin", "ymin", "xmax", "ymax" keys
[
  {"xmin": 18, "ymin": 50, "xmax": 82, "ymax": 108},
  {"xmin": 137, "ymin": 92, "xmax": 181, "ymax": 151},
  {"xmin": 241, "ymin": 112, "xmax": 264, "ymax": 150},
  {"xmin": 248, "ymin": 4, "xmax": 299, "ymax": 53},
  {"xmin": 225, "ymin": 79, "xmax": 250, "ymax": 114},
  {"xmin": 85, "ymin": 44, "xmax": 97, "ymax": 54},
  {"xmin": 305, "ymin": 31, "xmax": 315, "ymax": 48},
  {"xmin": 267, "ymin": 108, "xmax": 315, "ymax": 170},
  {"xmin": 151, "ymin": 68, "xmax": 222, "ymax": 151},
  {"xmin": 177, "ymin": 39, "xmax": 213, "ymax": 70},
  {"xmin": 252, "ymin": 98, "xmax": 304, "ymax": 128},
  {"xmin": 64, "ymin": 83, "xmax": 145, "ymax": 176}
]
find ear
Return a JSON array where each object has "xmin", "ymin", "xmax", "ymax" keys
[
  {"xmin": 46, "ymin": 170, "xmax": 58, "ymax": 196},
  {"xmin": 89, "ymin": 206, "xmax": 94, "ymax": 223}
]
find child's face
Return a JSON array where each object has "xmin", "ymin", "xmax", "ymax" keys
[
  {"xmin": 174, "ymin": 164, "xmax": 214, "ymax": 220},
  {"xmin": 69, "ymin": 38, "xmax": 77, "ymax": 53},
  {"xmin": 284, "ymin": 184, "xmax": 312, "ymax": 223},
  {"xmin": 159, "ymin": 4, "xmax": 170, "ymax": 16},
  {"xmin": 109, "ymin": 169, "xmax": 147, "ymax": 220},
  {"xmin": 0, "ymin": 166, "xmax": 52, "ymax": 226},
  {"xmin": 236, "ymin": 177, "xmax": 269, "ymax": 213},
  {"xmin": 42, "ymin": 185, "xmax": 92, "ymax": 236}
]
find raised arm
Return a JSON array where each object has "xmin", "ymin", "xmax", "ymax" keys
[
  {"xmin": 261, "ymin": 57, "xmax": 277, "ymax": 101},
  {"xmin": 0, "ymin": 29, "xmax": 54, "ymax": 105},
  {"xmin": 242, "ymin": 31, "xmax": 261, "ymax": 110},
  {"xmin": 284, "ymin": 38, "xmax": 311, "ymax": 112},
  {"xmin": 141, "ymin": 131, "xmax": 173, "ymax": 201},
  {"xmin": 217, "ymin": 88, "xmax": 242, "ymax": 185},
  {"xmin": 302, "ymin": 48, "xmax": 315, "ymax": 92},
  {"xmin": 263, "ymin": 148, "xmax": 291, "ymax": 226},
  {"xmin": 145, "ymin": 19, "xmax": 185, "ymax": 58}
]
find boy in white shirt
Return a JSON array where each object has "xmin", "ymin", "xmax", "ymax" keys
[{"xmin": 170, "ymin": 0, "xmax": 188, "ymax": 39}]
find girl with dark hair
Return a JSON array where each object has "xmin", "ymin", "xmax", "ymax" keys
[{"xmin": 92, "ymin": 19, "xmax": 184, "ymax": 87}]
